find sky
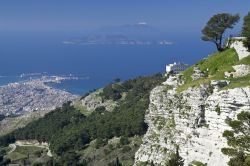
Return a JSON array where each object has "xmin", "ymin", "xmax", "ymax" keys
[{"xmin": 0, "ymin": 0, "xmax": 250, "ymax": 34}]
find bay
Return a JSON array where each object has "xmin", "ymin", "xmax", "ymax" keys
[{"xmin": 0, "ymin": 31, "xmax": 214, "ymax": 95}]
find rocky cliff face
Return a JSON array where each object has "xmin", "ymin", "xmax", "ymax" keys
[
  {"xmin": 229, "ymin": 37, "xmax": 250, "ymax": 60},
  {"xmin": 134, "ymin": 75, "xmax": 250, "ymax": 166}
]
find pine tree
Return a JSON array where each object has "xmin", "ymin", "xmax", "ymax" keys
[
  {"xmin": 202, "ymin": 13, "xmax": 240, "ymax": 51},
  {"xmin": 222, "ymin": 111, "xmax": 250, "ymax": 166}
]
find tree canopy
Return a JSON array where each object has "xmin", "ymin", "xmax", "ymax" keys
[
  {"xmin": 202, "ymin": 13, "xmax": 240, "ymax": 51},
  {"xmin": 242, "ymin": 11, "xmax": 250, "ymax": 51}
]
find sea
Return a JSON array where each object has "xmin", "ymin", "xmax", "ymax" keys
[{"xmin": 0, "ymin": 31, "xmax": 214, "ymax": 95}]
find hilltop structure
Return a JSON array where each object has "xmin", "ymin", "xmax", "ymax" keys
[{"xmin": 166, "ymin": 62, "xmax": 189, "ymax": 74}]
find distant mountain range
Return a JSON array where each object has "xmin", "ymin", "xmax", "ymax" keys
[{"xmin": 63, "ymin": 23, "xmax": 173, "ymax": 45}]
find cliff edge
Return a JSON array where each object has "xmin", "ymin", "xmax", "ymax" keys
[{"xmin": 134, "ymin": 40, "xmax": 250, "ymax": 166}]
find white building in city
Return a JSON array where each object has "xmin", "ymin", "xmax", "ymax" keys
[{"xmin": 166, "ymin": 62, "xmax": 189, "ymax": 74}]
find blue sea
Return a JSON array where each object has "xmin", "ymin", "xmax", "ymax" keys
[{"xmin": 0, "ymin": 31, "xmax": 214, "ymax": 95}]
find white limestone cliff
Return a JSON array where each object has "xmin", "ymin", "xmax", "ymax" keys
[
  {"xmin": 134, "ymin": 77, "xmax": 250, "ymax": 166},
  {"xmin": 229, "ymin": 37, "xmax": 250, "ymax": 60},
  {"xmin": 225, "ymin": 64, "xmax": 250, "ymax": 78}
]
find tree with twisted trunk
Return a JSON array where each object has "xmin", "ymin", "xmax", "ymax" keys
[{"xmin": 202, "ymin": 13, "xmax": 240, "ymax": 52}]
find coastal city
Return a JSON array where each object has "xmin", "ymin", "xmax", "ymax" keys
[
  {"xmin": 0, "ymin": 1, "xmax": 250, "ymax": 165},
  {"xmin": 0, "ymin": 76, "xmax": 79, "ymax": 116}
]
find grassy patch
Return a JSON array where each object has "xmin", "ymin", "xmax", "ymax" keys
[
  {"xmin": 236, "ymin": 55, "xmax": 250, "ymax": 65},
  {"xmin": 14, "ymin": 146, "xmax": 43, "ymax": 155},
  {"xmin": 0, "ymin": 111, "xmax": 47, "ymax": 136},
  {"xmin": 7, "ymin": 151, "xmax": 27, "ymax": 161},
  {"xmin": 177, "ymin": 49, "xmax": 240, "ymax": 92},
  {"xmin": 224, "ymin": 75, "xmax": 250, "ymax": 89},
  {"xmin": 78, "ymin": 140, "xmax": 97, "ymax": 156},
  {"xmin": 177, "ymin": 78, "xmax": 212, "ymax": 92},
  {"xmin": 181, "ymin": 65, "xmax": 195, "ymax": 84},
  {"xmin": 6, "ymin": 146, "xmax": 44, "ymax": 162},
  {"xmin": 191, "ymin": 160, "xmax": 207, "ymax": 166},
  {"xmin": 197, "ymin": 49, "xmax": 238, "ymax": 76}
]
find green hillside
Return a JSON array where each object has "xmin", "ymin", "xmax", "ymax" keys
[
  {"xmin": 178, "ymin": 48, "xmax": 250, "ymax": 92},
  {"xmin": 0, "ymin": 74, "xmax": 165, "ymax": 165}
]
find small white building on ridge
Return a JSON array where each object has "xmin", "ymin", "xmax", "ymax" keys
[{"xmin": 166, "ymin": 62, "xmax": 189, "ymax": 74}]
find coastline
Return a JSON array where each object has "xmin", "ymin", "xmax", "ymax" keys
[
  {"xmin": 0, "ymin": 74, "xmax": 91, "ymax": 94},
  {"xmin": 0, "ymin": 76, "xmax": 80, "ymax": 116}
]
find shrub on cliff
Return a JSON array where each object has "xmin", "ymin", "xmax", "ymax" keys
[
  {"xmin": 222, "ymin": 111, "xmax": 250, "ymax": 166},
  {"xmin": 167, "ymin": 147, "xmax": 184, "ymax": 166}
]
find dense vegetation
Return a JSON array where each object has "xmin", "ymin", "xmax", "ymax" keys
[
  {"xmin": 0, "ymin": 73, "xmax": 165, "ymax": 165},
  {"xmin": 81, "ymin": 136, "xmax": 142, "ymax": 166},
  {"xmin": 100, "ymin": 74, "xmax": 165, "ymax": 101},
  {"xmin": 0, "ymin": 115, "xmax": 5, "ymax": 122},
  {"xmin": 242, "ymin": 11, "xmax": 250, "ymax": 51},
  {"xmin": 0, "ymin": 148, "xmax": 10, "ymax": 165}
]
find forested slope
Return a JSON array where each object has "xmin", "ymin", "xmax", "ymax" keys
[{"xmin": 0, "ymin": 73, "xmax": 166, "ymax": 165}]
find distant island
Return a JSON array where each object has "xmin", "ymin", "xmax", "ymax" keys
[
  {"xmin": 62, "ymin": 23, "xmax": 173, "ymax": 46},
  {"xmin": 62, "ymin": 35, "xmax": 173, "ymax": 46}
]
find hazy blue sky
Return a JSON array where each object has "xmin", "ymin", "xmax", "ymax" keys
[{"xmin": 0, "ymin": 0, "xmax": 249, "ymax": 33}]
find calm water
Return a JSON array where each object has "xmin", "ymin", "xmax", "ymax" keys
[{"xmin": 0, "ymin": 31, "xmax": 214, "ymax": 95}]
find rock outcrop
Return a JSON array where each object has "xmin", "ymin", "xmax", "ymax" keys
[
  {"xmin": 225, "ymin": 64, "xmax": 250, "ymax": 78},
  {"xmin": 81, "ymin": 89, "xmax": 117, "ymax": 112},
  {"xmin": 229, "ymin": 37, "xmax": 250, "ymax": 60},
  {"xmin": 134, "ymin": 77, "xmax": 250, "ymax": 166},
  {"xmin": 192, "ymin": 67, "xmax": 205, "ymax": 81}
]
